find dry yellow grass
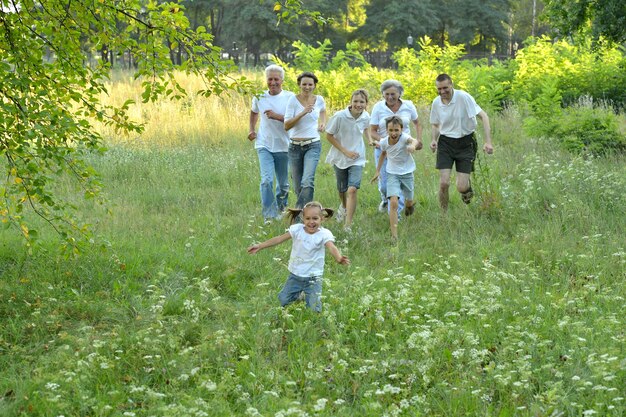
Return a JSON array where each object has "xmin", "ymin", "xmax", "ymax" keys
[{"xmin": 95, "ymin": 71, "xmax": 263, "ymax": 147}]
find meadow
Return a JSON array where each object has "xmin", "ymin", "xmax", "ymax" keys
[{"xmin": 0, "ymin": 72, "xmax": 624, "ymax": 416}]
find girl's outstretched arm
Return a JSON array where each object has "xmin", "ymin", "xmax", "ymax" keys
[
  {"xmin": 325, "ymin": 241, "xmax": 350, "ymax": 265},
  {"xmin": 248, "ymin": 232, "xmax": 291, "ymax": 254}
]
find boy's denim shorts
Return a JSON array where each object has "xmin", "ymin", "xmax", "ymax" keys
[{"xmin": 386, "ymin": 172, "xmax": 414, "ymax": 201}]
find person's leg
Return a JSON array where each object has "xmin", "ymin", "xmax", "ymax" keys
[
  {"xmin": 375, "ymin": 147, "xmax": 387, "ymax": 210},
  {"xmin": 303, "ymin": 275, "xmax": 323, "ymax": 312},
  {"xmin": 344, "ymin": 165, "xmax": 362, "ymax": 228},
  {"xmin": 387, "ymin": 173, "xmax": 401, "ymax": 239},
  {"xmin": 257, "ymin": 148, "xmax": 279, "ymax": 219},
  {"xmin": 402, "ymin": 173, "xmax": 416, "ymax": 216},
  {"xmin": 278, "ymin": 273, "xmax": 305, "ymax": 307},
  {"xmin": 454, "ymin": 136, "xmax": 477, "ymax": 204},
  {"xmin": 296, "ymin": 141, "xmax": 321, "ymax": 208},
  {"xmin": 334, "ymin": 165, "xmax": 348, "ymax": 222},
  {"xmin": 274, "ymin": 151, "xmax": 290, "ymax": 213},
  {"xmin": 288, "ymin": 144, "xmax": 304, "ymax": 206},
  {"xmin": 389, "ymin": 196, "xmax": 399, "ymax": 239},
  {"xmin": 456, "ymin": 172, "xmax": 471, "ymax": 192},
  {"xmin": 436, "ymin": 137, "xmax": 455, "ymax": 211},
  {"xmin": 438, "ymin": 169, "xmax": 452, "ymax": 211}
]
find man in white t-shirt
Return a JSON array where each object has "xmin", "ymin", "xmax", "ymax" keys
[
  {"xmin": 430, "ymin": 73, "xmax": 493, "ymax": 210},
  {"xmin": 248, "ymin": 65, "xmax": 295, "ymax": 222}
]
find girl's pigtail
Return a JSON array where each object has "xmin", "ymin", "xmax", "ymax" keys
[
  {"xmin": 286, "ymin": 208, "xmax": 303, "ymax": 225},
  {"xmin": 322, "ymin": 208, "xmax": 334, "ymax": 219}
]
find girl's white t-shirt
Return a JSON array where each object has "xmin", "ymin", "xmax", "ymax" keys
[
  {"xmin": 325, "ymin": 107, "xmax": 370, "ymax": 169},
  {"xmin": 288, "ymin": 223, "xmax": 334, "ymax": 277},
  {"xmin": 285, "ymin": 95, "xmax": 326, "ymax": 139},
  {"xmin": 379, "ymin": 133, "xmax": 416, "ymax": 175}
]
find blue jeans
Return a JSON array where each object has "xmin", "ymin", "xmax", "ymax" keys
[
  {"xmin": 257, "ymin": 148, "xmax": 289, "ymax": 219},
  {"xmin": 278, "ymin": 273, "xmax": 323, "ymax": 312},
  {"xmin": 374, "ymin": 147, "xmax": 404, "ymax": 214},
  {"xmin": 289, "ymin": 141, "xmax": 321, "ymax": 208}
]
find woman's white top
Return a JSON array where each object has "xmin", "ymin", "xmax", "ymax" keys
[
  {"xmin": 370, "ymin": 99, "xmax": 418, "ymax": 137},
  {"xmin": 285, "ymin": 95, "xmax": 326, "ymax": 139}
]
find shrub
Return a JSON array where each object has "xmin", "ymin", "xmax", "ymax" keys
[{"xmin": 554, "ymin": 98, "xmax": 626, "ymax": 155}]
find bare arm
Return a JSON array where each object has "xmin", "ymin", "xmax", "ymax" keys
[
  {"xmin": 264, "ymin": 109, "xmax": 285, "ymax": 122},
  {"xmin": 412, "ymin": 118, "xmax": 423, "ymax": 150},
  {"xmin": 430, "ymin": 123, "xmax": 440, "ymax": 153},
  {"xmin": 247, "ymin": 232, "xmax": 291, "ymax": 254},
  {"xmin": 318, "ymin": 109, "xmax": 327, "ymax": 132},
  {"xmin": 364, "ymin": 125, "xmax": 373, "ymax": 146},
  {"xmin": 248, "ymin": 111, "xmax": 259, "ymax": 141},
  {"xmin": 284, "ymin": 109, "xmax": 309, "ymax": 131},
  {"xmin": 325, "ymin": 241, "xmax": 350, "ymax": 265},
  {"xmin": 370, "ymin": 150, "xmax": 386, "ymax": 183},
  {"xmin": 326, "ymin": 132, "xmax": 358, "ymax": 159},
  {"xmin": 370, "ymin": 124, "xmax": 381, "ymax": 147},
  {"xmin": 477, "ymin": 110, "xmax": 493, "ymax": 154}
]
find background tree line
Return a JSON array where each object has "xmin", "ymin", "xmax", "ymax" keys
[{"xmin": 181, "ymin": 0, "xmax": 551, "ymax": 67}]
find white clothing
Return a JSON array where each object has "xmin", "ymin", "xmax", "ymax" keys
[
  {"xmin": 287, "ymin": 223, "xmax": 335, "ymax": 277},
  {"xmin": 251, "ymin": 90, "xmax": 294, "ymax": 152},
  {"xmin": 370, "ymin": 99, "xmax": 418, "ymax": 137},
  {"xmin": 379, "ymin": 133, "xmax": 416, "ymax": 175},
  {"xmin": 429, "ymin": 89, "xmax": 482, "ymax": 139},
  {"xmin": 285, "ymin": 95, "xmax": 326, "ymax": 139},
  {"xmin": 324, "ymin": 107, "xmax": 370, "ymax": 169}
]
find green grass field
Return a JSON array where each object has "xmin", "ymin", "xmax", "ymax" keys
[{"xmin": 1, "ymin": 83, "xmax": 624, "ymax": 416}]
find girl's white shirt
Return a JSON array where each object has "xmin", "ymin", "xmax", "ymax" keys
[
  {"xmin": 285, "ymin": 95, "xmax": 326, "ymax": 139},
  {"xmin": 325, "ymin": 107, "xmax": 370, "ymax": 169},
  {"xmin": 287, "ymin": 223, "xmax": 334, "ymax": 277},
  {"xmin": 379, "ymin": 133, "xmax": 416, "ymax": 175}
]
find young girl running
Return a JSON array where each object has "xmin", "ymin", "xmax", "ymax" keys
[
  {"xmin": 247, "ymin": 201, "xmax": 350, "ymax": 312},
  {"xmin": 371, "ymin": 116, "xmax": 422, "ymax": 240},
  {"xmin": 325, "ymin": 89, "xmax": 372, "ymax": 230}
]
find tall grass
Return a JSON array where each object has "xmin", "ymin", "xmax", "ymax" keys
[{"xmin": 0, "ymin": 73, "xmax": 624, "ymax": 416}]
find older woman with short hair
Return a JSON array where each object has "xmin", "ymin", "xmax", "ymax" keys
[{"xmin": 369, "ymin": 79, "xmax": 422, "ymax": 213}]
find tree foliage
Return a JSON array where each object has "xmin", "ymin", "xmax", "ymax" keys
[
  {"xmin": 0, "ymin": 0, "xmax": 245, "ymax": 251},
  {"xmin": 545, "ymin": 0, "xmax": 626, "ymax": 44}
]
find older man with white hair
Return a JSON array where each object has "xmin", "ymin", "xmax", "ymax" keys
[{"xmin": 248, "ymin": 65, "xmax": 295, "ymax": 222}]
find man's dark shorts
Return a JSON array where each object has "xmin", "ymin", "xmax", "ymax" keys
[{"xmin": 436, "ymin": 133, "xmax": 477, "ymax": 173}]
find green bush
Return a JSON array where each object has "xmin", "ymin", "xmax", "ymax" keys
[{"xmin": 555, "ymin": 98, "xmax": 626, "ymax": 155}]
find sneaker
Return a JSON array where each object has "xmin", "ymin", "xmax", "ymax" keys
[
  {"xmin": 461, "ymin": 187, "xmax": 474, "ymax": 204},
  {"xmin": 378, "ymin": 200, "xmax": 388, "ymax": 213},
  {"xmin": 336, "ymin": 205, "xmax": 346, "ymax": 223}
]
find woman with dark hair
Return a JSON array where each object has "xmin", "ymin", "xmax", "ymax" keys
[{"xmin": 284, "ymin": 72, "xmax": 327, "ymax": 209}]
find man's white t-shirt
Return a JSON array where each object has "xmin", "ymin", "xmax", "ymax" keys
[
  {"xmin": 430, "ymin": 89, "xmax": 482, "ymax": 139},
  {"xmin": 251, "ymin": 90, "xmax": 294, "ymax": 152}
]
